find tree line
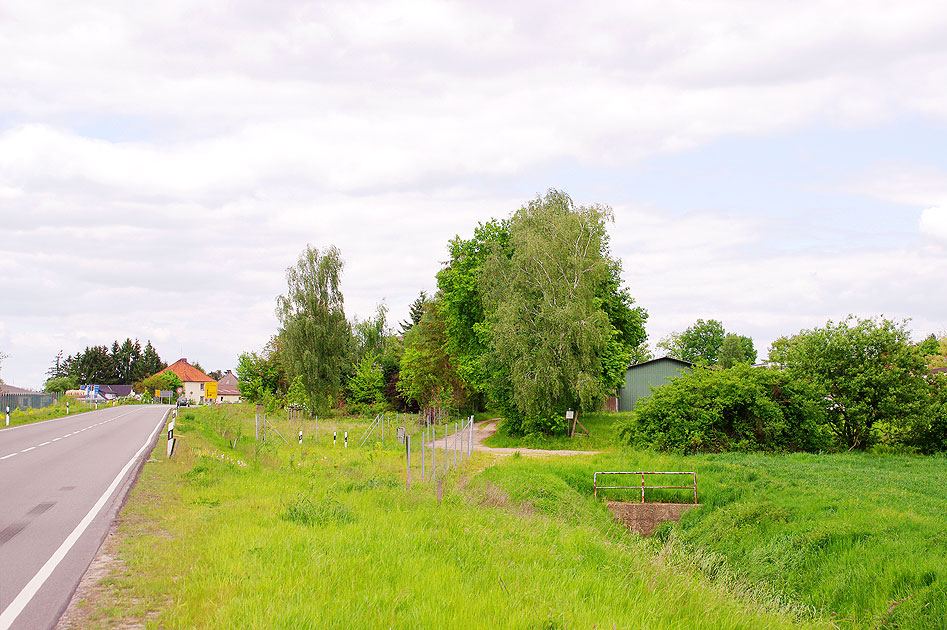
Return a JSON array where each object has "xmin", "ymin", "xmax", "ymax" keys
[
  {"xmin": 237, "ymin": 188, "xmax": 946, "ymax": 453},
  {"xmin": 44, "ymin": 339, "xmax": 167, "ymax": 392},
  {"xmin": 238, "ymin": 190, "xmax": 648, "ymax": 436}
]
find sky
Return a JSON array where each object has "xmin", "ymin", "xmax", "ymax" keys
[{"xmin": 1, "ymin": 0, "xmax": 946, "ymax": 389}]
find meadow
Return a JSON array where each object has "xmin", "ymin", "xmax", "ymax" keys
[{"xmin": 65, "ymin": 405, "xmax": 946, "ymax": 629}]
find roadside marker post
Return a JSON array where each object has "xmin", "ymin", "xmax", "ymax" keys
[
  {"xmin": 333, "ymin": 431, "xmax": 337, "ymax": 446},
  {"xmin": 66, "ymin": 402, "xmax": 69, "ymax": 415},
  {"xmin": 5, "ymin": 406, "xmax": 9, "ymax": 427},
  {"xmin": 298, "ymin": 430, "xmax": 303, "ymax": 445},
  {"xmin": 406, "ymin": 435, "xmax": 411, "ymax": 490},
  {"xmin": 344, "ymin": 431, "xmax": 348, "ymax": 448}
]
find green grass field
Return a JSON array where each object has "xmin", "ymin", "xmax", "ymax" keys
[{"xmin": 67, "ymin": 404, "xmax": 946, "ymax": 629}]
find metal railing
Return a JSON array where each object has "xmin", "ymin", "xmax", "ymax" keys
[{"xmin": 593, "ymin": 471, "xmax": 697, "ymax": 504}]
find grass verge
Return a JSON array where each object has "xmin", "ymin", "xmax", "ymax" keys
[{"xmin": 72, "ymin": 404, "xmax": 821, "ymax": 629}]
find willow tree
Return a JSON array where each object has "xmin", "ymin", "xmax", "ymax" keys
[
  {"xmin": 276, "ymin": 244, "xmax": 350, "ymax": 413},
  {"xmin": 481, "ymin": 190, "xmax": 643, "ymax": 435}
]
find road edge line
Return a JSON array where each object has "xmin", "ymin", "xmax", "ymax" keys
[{"xmin": 0, "ymin": 408, "xmax": 169, "ymax": 630}]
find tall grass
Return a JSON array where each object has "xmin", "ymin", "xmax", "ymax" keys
[{"xmin": 84, "ymin": 404, "xmax": 819, "ymax": 629}]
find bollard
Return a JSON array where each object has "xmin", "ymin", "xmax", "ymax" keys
[
  {"xmin": 333, "ymin": 431, "xmax": 337, "ymax": 447},
  {"xmin": 66, "ymin": 401, "xmax": 70, "ymax": 415},
  {"xmin": 344, "ymin": 431, "xmax": 348, "ymax": 448},
  {"xmin": 298, "ymin": 430, "xmax": 303, "ymax": 445},
  {"xmin": 5, "ymin": 405, "xmax": 9, "ymax": 427}
]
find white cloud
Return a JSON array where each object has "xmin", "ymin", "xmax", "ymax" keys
[
  {"xmin": 920, "ymin": 206, "xmax": 947, "ymax": 242},
  {"xmin": 3, "ymin": 0, "xmax": 947, "ymax": 387}
]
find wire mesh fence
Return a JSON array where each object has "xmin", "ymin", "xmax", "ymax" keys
[{"xmin": 1, "ymin": 391, "xmax": 57, "ymax": 412}]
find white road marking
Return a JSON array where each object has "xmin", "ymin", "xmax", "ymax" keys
[
  {"xmin": 0, "ymin": 410, "xmax": 168, "ymax": 630},
  {"xmin": 0, "ymin": 407, "xmax": 144, "ymax": 460}
]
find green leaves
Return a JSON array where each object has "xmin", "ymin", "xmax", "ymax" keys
[
  {"xmin": 276, "ymin": 245, "xmax": 350, "ymax": 414},
  {"xmin": 480, "ymin": 190, "xmax": 643, "ymax": 435}
]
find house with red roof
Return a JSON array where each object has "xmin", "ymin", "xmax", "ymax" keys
[{"xmin": 156, "ymin": 358, "xmax": 216, "ymax": 405}]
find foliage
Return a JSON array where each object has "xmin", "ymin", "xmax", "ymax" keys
[
  {"xmin": 347, "ymin": 352, "xmax": 386, "ymax": 408},
  {"xmin": 908, "ymin": 372, "xmax": 947, "ymax": 454},
  {"xmin": 140, "ymin": 371, "xmax": 184, "ymax": 398},
  {"xmin": 481, "ymin": 190, "xmax": 639, "ymax": 435},
  {"xmin": 236, "ymin": 337, "xmax": 288, "ymax": 403},
  {"xmin": 44, "ymin": 375, "xmax": 77, "ymax": 393},
  {"xmin": 284, "ymin": 375, "xmax": 310, "ymax": 411},
  {"xmin": 622, "ymin": 364, "xmax": 830, "ymax": 453},
  {"xmin": 399, "ymin": 290, "xmax": 427, "ymax": 335},
  {"xmin": 398, "ymin": 300, "xmax": 469, "ymax": 410},
  {"xmin": 276, "ymin": 244, "xmax": 351, "ymax": 413},
  {"xmin": 659, "ymin": 319, "xmax": 726, "ymax": 365},
  {"xmin": 718, "ymin": 333, "xmax": 758, "ymax": 368},
  {"xmin": 768, "ymin": 316, "xmax": 930, "ymax": 450},
  {"xmin": 49, "ymin": 339, "xmax": 165, "ymax": 385},
  {"xmin": 436, "ymin": 218, "xmax": 511, "ymax": 399}
]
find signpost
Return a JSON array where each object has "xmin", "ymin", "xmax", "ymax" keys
[{"xmin": 204, "ymin": 382, "xmax": 217, "ymax": 402}]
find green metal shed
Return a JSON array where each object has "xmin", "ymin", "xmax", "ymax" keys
[{"xmin": 618, "ymin": 357, "xmax": 694, "ymax": 411}]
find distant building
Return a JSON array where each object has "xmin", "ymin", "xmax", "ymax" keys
[
  {"xmin": 216, "ymin": 370, "xmax": 242, "ymax": 404},
  {"xmin": 618, "ymin": 357, "xmax": 694, "ymax": 412},
  {"xmin": 155, "ymin": 358, "xmax": 216, "ymax": 404}
]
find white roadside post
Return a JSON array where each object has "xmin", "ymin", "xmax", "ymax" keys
[
  {"xmin": 298, "ymin": 430, "xmax": 303, "ymax": 445},
  {"xmin": 344, "ymin": 431, "xmax": 348, "ymax": 448},
  {"xmin": 333, "ymin": 431, "xmax": 337, "ymax": 446},
  {"xmin": 5, "ymin": 406, "xmax": 9, "ymax": 427},
  {"xmin": 66, "ymin": 401, "xmax": 70, "ymax": 415}
]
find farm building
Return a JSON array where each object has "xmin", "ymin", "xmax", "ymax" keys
[{"xmin": 618, "ymin": 356, "xmax": 694, "ymax": 411}]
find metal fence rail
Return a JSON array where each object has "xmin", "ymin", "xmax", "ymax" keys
[{"xmin": 593, "ymin": 471, "xmax": 697, "ymax": 504}]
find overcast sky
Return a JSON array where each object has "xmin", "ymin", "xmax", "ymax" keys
[{"xmin": 2, "ymin": 1, "xmax": 946, "ymax": 389}]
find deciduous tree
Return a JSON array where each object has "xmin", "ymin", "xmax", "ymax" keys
[
  {"xmin": 769, "ymin": 316, "xmax": 930, "ymax": 450},
  {"xmin": 276, "ymin": 245, "xmax": 351, "ymax": 413},
  {"xmin": 481, "ymin": 190, "xmax": 642, "ymax": 435}
]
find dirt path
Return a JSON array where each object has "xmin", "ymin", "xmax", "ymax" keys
[{"xmin": 425, "ymin": 418, "xmax": 600, "ymax": 457}]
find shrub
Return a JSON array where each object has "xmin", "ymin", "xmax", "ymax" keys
[{"xmin": 621, "ymin": 365, "xmax": 830, "ymax": 453}]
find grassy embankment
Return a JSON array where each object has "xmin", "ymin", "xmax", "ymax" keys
[
  {"xmin": 74, "ymin": 404, "xmax": 821, "ymax": 629},
  {"xmin": 478, "ymin": 412, "xmax": 947, "ymax": 629},
  {"xmin": 0, "ymin": 397, "xmax": 138, "ymax": 429}
]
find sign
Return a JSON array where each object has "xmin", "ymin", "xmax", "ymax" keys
[
  {"xmin": 159, "ymin": 390, "xmax": 172, "ymax": 398},
  {"xmin": 176, "ymin": 387, "xmax": 183, "ymax": 394},
  {"xmin": 155, "ymin": 389, "xmax": 161, "ymax": 397},
  {"xmin": 204, "ymin": 382, "xmax": 217, "ymax": 399}
]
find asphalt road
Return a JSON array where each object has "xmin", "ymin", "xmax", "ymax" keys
[{"xmin": 0, "ymin": 404, "xmax": 168, "ymax": 630}]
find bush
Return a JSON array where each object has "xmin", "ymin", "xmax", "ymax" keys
[{"xmin": 621, "ymin": 365, "xmax": 831, "ymax": 453}]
